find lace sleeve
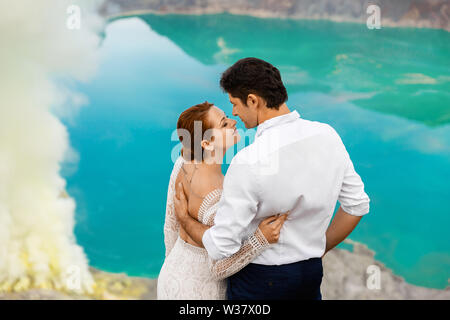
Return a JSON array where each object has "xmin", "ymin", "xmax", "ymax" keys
[
  {"xmin": 199, "ymin": 197, "xmax": 270, "ymax": 281},
  {"xmin": 163, "ymin": 157, "xmax": 184, "ymax": 257},
  {"xmin": 163, "ymin": 202, "xmax": 179, "ymax": 258}
]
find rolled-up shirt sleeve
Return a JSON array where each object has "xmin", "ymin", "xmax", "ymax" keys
[
  {"xmin": 338, "ymin": 151, "xmax": 370, "ymax": 216},
  {"xmin": 202, "ymin": 155, "xmax": 259, "ymax": 260}
]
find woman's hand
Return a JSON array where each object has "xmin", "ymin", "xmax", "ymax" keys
[
  {"xmin": 258, "ymin": 212, "xmax": 290, "ymax": 244},
  {"xmin": 174, "ymin": 182, "xmax": 190, "ymax": 223}
]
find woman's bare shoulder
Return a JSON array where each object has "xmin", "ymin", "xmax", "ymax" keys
[{"xmin": 191, "ymin": 169, "xmax": 223, "ymax": 198}]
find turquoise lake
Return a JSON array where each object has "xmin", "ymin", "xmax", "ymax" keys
[{"xmin": 63, "ymin": 14, "xmax": 450, "ymax": 289}]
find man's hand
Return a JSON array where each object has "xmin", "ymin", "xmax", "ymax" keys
[{"xmin": 174, "ymin": 182, "xmax": 189, "ymax": 224}]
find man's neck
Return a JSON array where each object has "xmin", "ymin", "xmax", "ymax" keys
[{"xmin": 257, "ymin": 103, "xmax": 291, "ymax": 126}]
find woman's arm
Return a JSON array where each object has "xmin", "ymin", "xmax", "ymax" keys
[
  {"xmin": 174, "ymin": 181, "xmax": 288, "ymax": 279},
  {"xmin": 208, "ymin": 225, "xmax": 268, "ymax": 280},
  {"xmin": 163, "ymin": 160, "xmax": 185, "ymax": 257},
  {"xmin": 174, "ymin": 182, "xmax": 209, "ymax": 247},
  {"xmin": 163, "ymin": 203, "xmax": 179, "ymax": 257},
  {"xmin": 206, "ymin": 208, "xmax": 288, "ymax": 280}
]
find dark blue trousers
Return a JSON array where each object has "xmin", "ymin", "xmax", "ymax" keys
[{"xmin": 226, "ymin": 258, "xmax": 323, "ymax": 300}]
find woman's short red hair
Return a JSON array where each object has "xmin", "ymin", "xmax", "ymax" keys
[{"xmin": 177, "ymin": 101, "xmax": 214, "ymax": 161}]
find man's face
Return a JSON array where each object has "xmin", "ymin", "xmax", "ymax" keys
[{"xmin": 229, "ymin": 93, "xmax": 258, "ymax": 129}]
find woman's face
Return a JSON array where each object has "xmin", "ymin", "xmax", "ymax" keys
[{"xmin": 204, "ymin": 105, "xmax": 240, "ymax": 152}]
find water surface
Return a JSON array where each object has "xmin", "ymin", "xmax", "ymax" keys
[{"xmin": 64, "ymin": 14, "xmax": 450, "ymax": 288}]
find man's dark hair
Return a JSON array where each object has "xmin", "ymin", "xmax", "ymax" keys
[{"xmin": 220, "ymin": 57, "xmax": 288, "ymax": 109}]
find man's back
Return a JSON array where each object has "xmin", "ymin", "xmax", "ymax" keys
[
  {"xmin": 244, "ymin": 111, "xmax": 369, "ymax": 264},
  {"xmin": 203, "ymin": 110, "xmax": 370, "ymax": 264}
]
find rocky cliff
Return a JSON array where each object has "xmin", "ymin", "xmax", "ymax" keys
[
  {"xmin": 99, "ymin": 0, "xmax": 450, "ymax": 31},
  {"xmin": 1, "ymin": 239, "xmax": 448, "ymax": 300}
]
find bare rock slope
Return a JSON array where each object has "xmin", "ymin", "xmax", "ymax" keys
[
  {"xmin": 1, "ymin": 239, "xmax": 448, "ymax": 300},
  {"xmin": 100, "ymin": 0, "xmax": 450, "ymax": 31}
]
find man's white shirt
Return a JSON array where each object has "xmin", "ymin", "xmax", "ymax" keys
[{"xmin": 202, "ymin": 110, "xmax": 370, "ymax": 264}]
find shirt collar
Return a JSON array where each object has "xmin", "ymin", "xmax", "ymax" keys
[{"xmin": 255, "ymin": 110, "xmax": 301, "ymax": 138}]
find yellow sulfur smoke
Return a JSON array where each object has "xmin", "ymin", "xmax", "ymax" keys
[{"xmin": 0, "ymin": 0, "xmax": 104, "ymax": 295}]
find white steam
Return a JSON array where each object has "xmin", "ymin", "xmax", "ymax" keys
[{"xmin": 0, "ymin": 1, "xmax": 103, "ymax": 293}]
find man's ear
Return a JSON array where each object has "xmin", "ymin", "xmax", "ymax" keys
[
  {"xmin": 201, "ymin": 139, "xmax": 214, "ymax": 151},
  {"xmin": 246, "ymin": 94, "xmax": 258, "ymax": 109}
]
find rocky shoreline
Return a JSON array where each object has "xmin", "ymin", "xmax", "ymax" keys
[
  {"xmin": 1, "ymin": 239, "xmax": 448, "ymax": 300},
  {"xmin": 99, "ymin": 0, "xmax": 450, "ymax": 32}
]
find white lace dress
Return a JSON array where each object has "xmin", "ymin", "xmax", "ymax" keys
[{"xmin": 157, "ymin": 156, "xmax": 270, "ymax": 300}]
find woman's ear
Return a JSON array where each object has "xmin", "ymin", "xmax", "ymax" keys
[{"xmin": 201, "ymin": 139, "xmax": 214, "ymax": 151}]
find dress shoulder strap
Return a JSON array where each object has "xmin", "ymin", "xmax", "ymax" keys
[{"xmin": 198, "ymin": 189, "xmax": 223, "ymax": 224}]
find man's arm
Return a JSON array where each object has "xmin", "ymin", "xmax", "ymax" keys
[
  {"xmin": 201, "ymin": 160, "xmax": 259, "ymax": 260},
  {"xmin": 324, "ymin": 206, "xmax": 362, "ymax": 255},
  {"xmin": 323, "ymin": 133, "xmax": 370, "ymax": 256},
  {"xmin": 174, "ymin": 182, "xmax": 209, "ymax": 247}
]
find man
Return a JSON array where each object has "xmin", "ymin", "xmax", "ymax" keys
[{"xmin": 174, "ymin": 57, "xmax": 370, "ymax": 300}]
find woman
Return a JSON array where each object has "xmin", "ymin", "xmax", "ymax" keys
[{"xmin": 157, "ymin": 101, "xmax": 288, "ymax": 299}]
